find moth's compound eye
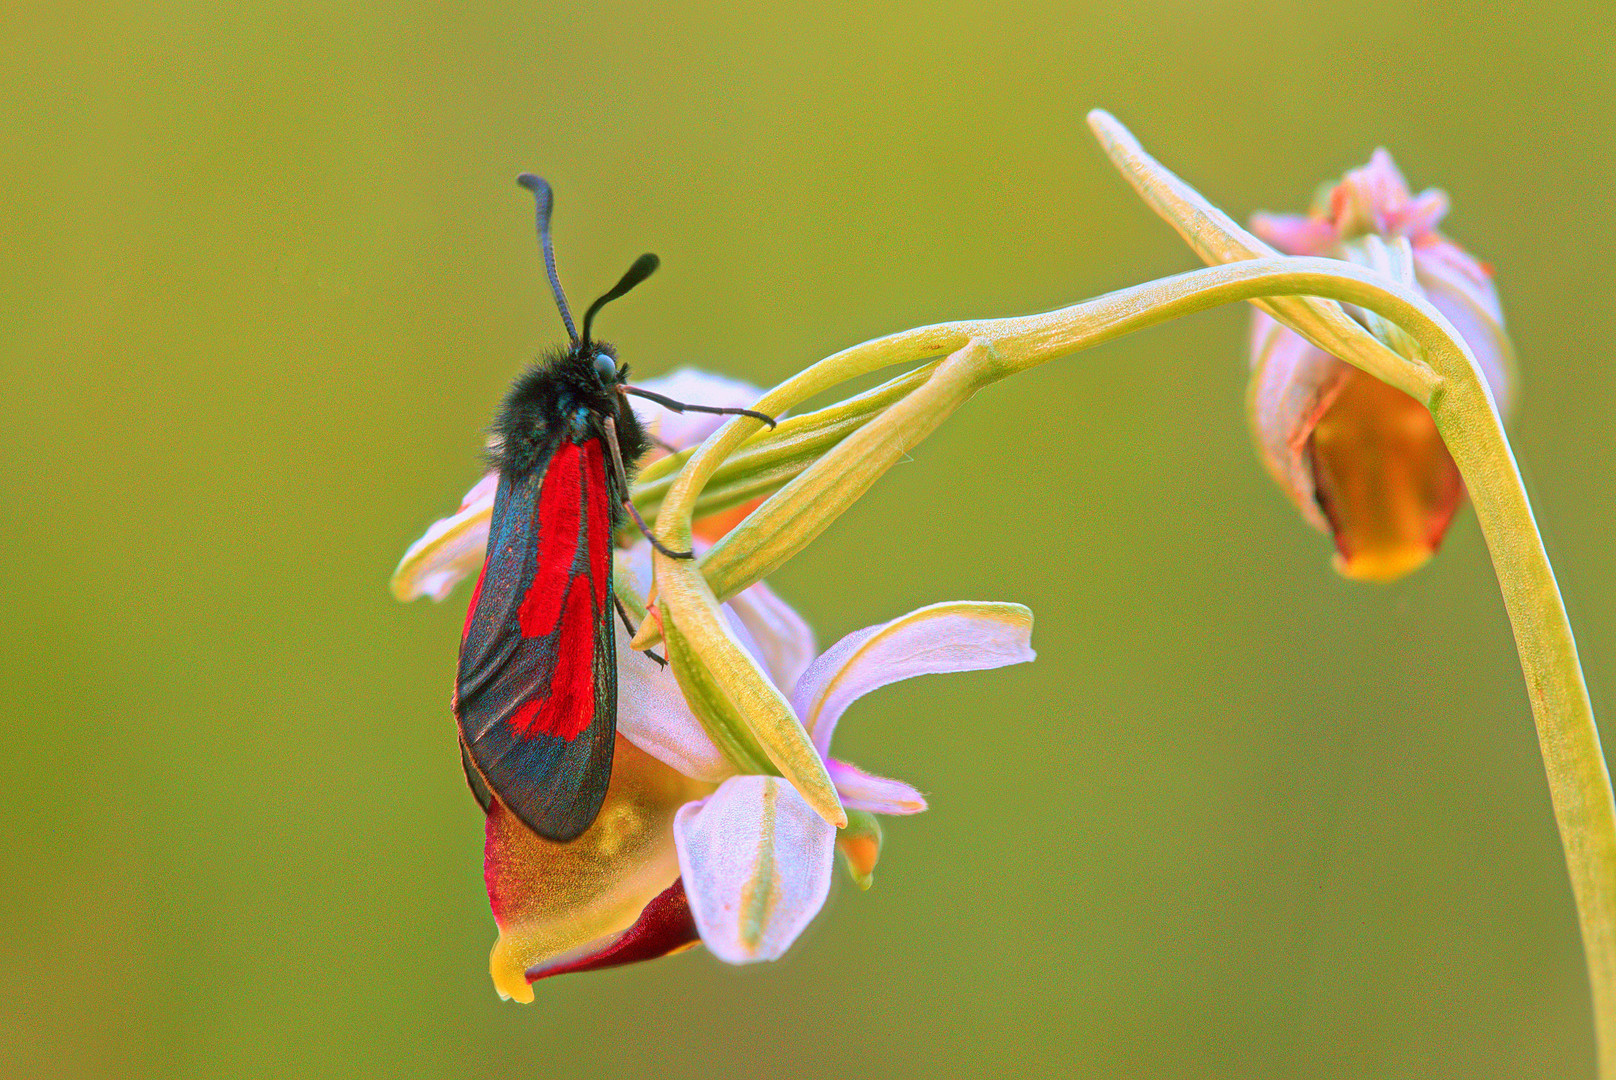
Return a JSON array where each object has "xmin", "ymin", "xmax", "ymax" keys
[{"xmin": 592, "ymin": 353, "xmax": 618, "ymax": 383}]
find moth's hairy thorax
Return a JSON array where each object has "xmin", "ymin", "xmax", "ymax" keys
[{"xmin": 489, "ymin": 342, "xmax": 650, "ymax": 498}]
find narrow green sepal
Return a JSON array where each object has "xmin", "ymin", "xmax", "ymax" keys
[
  {"xmin": 655, "ymin": 552, "xmax": 847, "ymax": 828},
  {"xmin": 660, "ymin": 600, "xmax": 775, "ymax": 777}
]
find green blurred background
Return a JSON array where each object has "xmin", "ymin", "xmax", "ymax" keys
[{"xmin": 4, "ymin": 0, "xmax": 1613, "ymax": 1076}]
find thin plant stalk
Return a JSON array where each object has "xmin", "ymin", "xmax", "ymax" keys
[{"xmin": 637, "ymin": 253, "xmax": 1615, "ymax": 1071}]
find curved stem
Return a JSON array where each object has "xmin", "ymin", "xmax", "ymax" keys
[
  {"xmin": 1220, "ymin": 264, "xmax": 1615, "ymax": 1077},
  {"xmin": 658, "ymin": 253, "xmax": 1614, "ymax": 1068},
  {"xmin": 1081, "ymin": 108, "xmax": 1611, "ymax": 1069},
  {"xmin": 1016, "ymin": 261, "xmax": 1615, "ymax": 1072},
  {"xmin": 1435, "ymin": 378, "xmax": 1616, "ymax": 1072},
  {"xmin": 691, "ymin": 256, "xmax": 1441, "ymax": 602},
  {"xmin": 1039, "ymin": 262, "xmax": 1615, "ymax": 1071}
]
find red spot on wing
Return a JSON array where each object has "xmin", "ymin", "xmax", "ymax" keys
[
  {"xmin": 518, "ymin": 442, "xmax": 583, "ymax": 638},
  {"xmin": 510, "ymin": 572, "xmax": 596, "ymax": 741},
  {"xmin": 504, "ymin": 438, "xmax": 611, "ymax": 743}
]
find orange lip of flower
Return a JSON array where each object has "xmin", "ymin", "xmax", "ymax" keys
[
  {"xmin": 483, "ymin": 735, "xmax": 712, "ymax": 1003},
  {"xmin": 523, "ymin": 878, "xmax": 700, "ymax": 984},
  {"xmin": 1307, "ymin": 368, "xmax": 1463, "ymax": 583}
]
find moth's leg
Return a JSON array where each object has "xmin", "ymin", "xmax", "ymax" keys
[
  {"xmin": 602, "ymin": 415, "xmax": 694, "ymax": 560},
  {"xmin": 613, "ymin": 593, "xmax": 667, "ymax": 668}
]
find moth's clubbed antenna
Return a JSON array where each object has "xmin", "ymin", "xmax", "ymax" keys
[
  {"xmin": 582, "ymin": 253, "xmax": 660, "ymax": 350},
  {"xmin": 517, "ymin": 174, "xmax": 578, "ymax": 344}
]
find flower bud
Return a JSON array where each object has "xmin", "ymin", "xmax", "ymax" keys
[{"xmin": 1248, "ymin": 150, "xmax": 1514, "ymax": 581}]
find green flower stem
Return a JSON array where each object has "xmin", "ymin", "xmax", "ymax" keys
[
  {"xmin": 1083, "ymin": 109, "xmax": 1610, "ymax": 1070},
  {"xmin": 689, "ymin": 257, "xmax": 1439, "ymax": 604},
  {"xmin": 650, "ymin": 330, "xmax": 986, "ymax": 547},
  {"xmin": 644, "ymin": 252, "xmax": 1615, "ymax": 1069},
  {"xmin": 697, "ymin": 340, "xmax": 995, "ymax": 600},
  {"xmin": 1084, "ymin": 108, "xmax": 1436, "ymax": 402},
  {"xmin": 1436, "ymin": 376, "xmax": 1616, "ymax": 1074},
  {"xmin": 1023, "ymin": 263, "xmax": 1615, "ymax": 1073},
  {"xmin": 1231, "ymin": 257, "xmax": 1616, "ymax": 1075}
]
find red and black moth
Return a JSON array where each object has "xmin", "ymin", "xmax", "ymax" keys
[{"xmin": 455, "ymin": 176, "xmax": 774, "ymax": 842}]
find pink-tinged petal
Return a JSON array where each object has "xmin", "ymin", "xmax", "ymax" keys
[
  {"xmin": 1414, "ymin": 243, "xmax": 1514, "ymax": 417},
  {"xmin": 618, "ymin": 368, "xmax": 768, "ymax": 541},
  {"xmin": 1333, "ymin": 148, "xmax": 1415, "ymax": 238},
  {"xmin": 726, "ymin": 579, "xmax": 817, "ymax": 693},
  {"xmin": 525, "ymin": 879, "xmax": 700, "ymax": 983},
  {"xmin": 790, "ymin": 601, "xmax": 1036, "ymax": 759},
  {"xmin": 1362, "ymin": 148, "xmax": 1412, "ymax": 198},
  {"xmin": 1395, "ymin": 189, "xmax": 1451, "ymax": 237},
  {"xmin": 1250, "ymin": 212, "xmax": 1337, "ymax": 257},
  {"xmin": 827, "ymin": 759, "xmax": 927, "ymax": 815},
  {"xmin": 615, "ymin": 541, "xmax": 728, "ymax": 780},
  {"xmin": 484, "ymin": 737, "xmax": 712, "ymax": 1002},
  {"xmin": 629, "ymin": 368, "xmax": 767, "ymax": 452},
  {"xmin": 1248, "ymin": 311, "xmax": 1349, "ymax": 534},
  {"xmin": 615, "ymin": 541, "xmax": 814, "ymax": 781},
  {"xmin": 674, "ymin": 775, "xmax": 835, "ymax": 964},
  {"xmin": 1246, "ymin": 149, "xmax": 1513, "ymax": 583},
  {"xmin": 617, "ymin": 616, "xmax": 732, "ymax": 782},
  {"xmin": 390, "ymin": 471, "xmax": 498, "ymax": 601}
]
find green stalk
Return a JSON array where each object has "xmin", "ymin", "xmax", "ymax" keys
[
  {"xmin": 642, "ymin": 253, "xmax": 1615, "ymax": 1069},
  {"xmin": 1434, "ymin": 381, "xmax": 1616, "ymax": 1072}
]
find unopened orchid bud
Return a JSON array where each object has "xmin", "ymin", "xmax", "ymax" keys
[{"xmin": 1248, "ymin": 151, "xmax": 1514, "ymax": 581}]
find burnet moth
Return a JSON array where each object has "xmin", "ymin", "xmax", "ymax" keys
[{"xmin": 455, "ymin": 176, "xmax": 775, "ymax": 842}]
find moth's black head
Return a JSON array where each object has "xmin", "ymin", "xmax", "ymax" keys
[
  {"xmin": 560, "ymin": 336, "xmax": 631, "ymax": 414},
  {"xmin": 490, "ymin": 342, "xmax": 635, "ymax": 476},
  {"xmin": 589, "ymin": 348, "xmax": 619, "ymax": 385}
]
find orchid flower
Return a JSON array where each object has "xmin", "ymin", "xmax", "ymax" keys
[
  {"xmin": 391, "ymin": 366, "xmax": 1035, "ymax": 999},
  {"xmin": 1247, "ymin": 150, "xmax": 1515, "ymax": 581},
  {"xmin": 489, "ymin": 541, "xmax": 1033, "ymax": 998}
]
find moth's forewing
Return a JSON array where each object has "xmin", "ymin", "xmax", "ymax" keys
[{"xmin": 455, "ymin": 437, "xmax": 617, "ymax": 842}]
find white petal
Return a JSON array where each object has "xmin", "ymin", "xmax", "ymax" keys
[
  {"xmin": 725, "ymin": 580, "xmax": 817, "ymax": 692},
  {"xmin": 618, "ymin": 537, "xmax": 779, "ymax": 678},
  {"xmin": 613, "ymin": 540, "xmax": 816, "ymax": 779},
  {"xmin": 827, "ymin": 759, "xmax": 927, "ymax": 815},
  {"xmin": 630, "ymin": 368, "xmax": 767, "ymax": 452},
  {"xmin": 390, "ymin": 471, "xmax": 498, "ymax": 601},
  {"xmin": 674, "ymin": 776, "xmax": 835, "ymax": 964},
  {"xmin": 1415, "ymin": 245, "xmax": 1514, "ymax": 417},
  {"xmin": 790, "ymin": 601, "xmax": 1036, "ymax": 758},
  {"xmin": 1246, "ymin": 311, "xmax": 1348, "ymax": 535},
  {"xmin": 616, "ymin": 621, "xmax": 732, "ymax": 782}
]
